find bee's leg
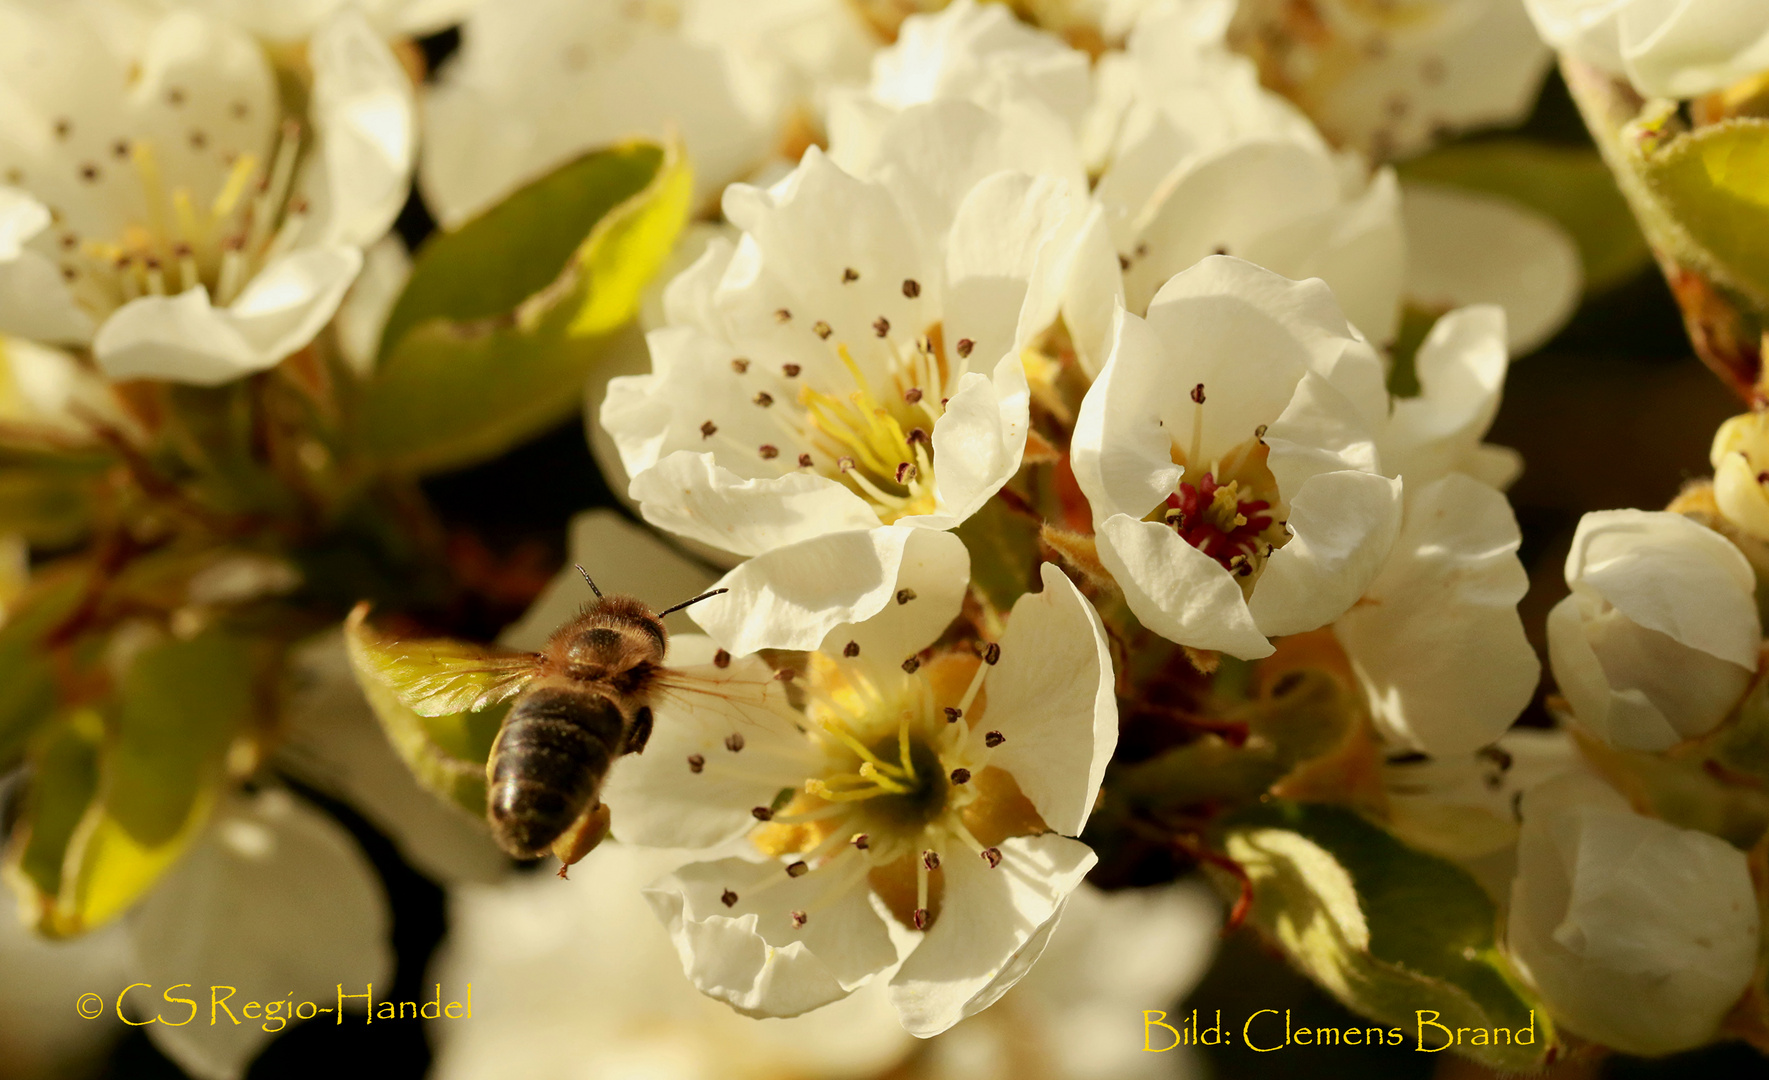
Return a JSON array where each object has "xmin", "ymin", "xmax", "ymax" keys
[
  {"xmin": 551, "ymin": 801, "xmax": 613, "ymax": 878},
  {"xmin": 623, "ymin": 705, "xmax": 654, "ymax": 755}
]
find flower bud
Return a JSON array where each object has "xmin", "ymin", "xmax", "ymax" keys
[
  {"xmin": 1710, "ymin": 411, "xmax": 1769, "ymax": 541},
  {"xmin": 1507, "ymin": 773, "xmax": 1760, "ymax": 1057},
  {"xmin": 1546, "ymin": 510, "xmax": 1760, "ymax": 750}
]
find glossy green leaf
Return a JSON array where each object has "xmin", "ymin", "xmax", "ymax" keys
[
  {"xmin": 46, "ymin": 631, "xmax": 259, "ymax": 935},
  {"xmin": 1221, "ymin": 801, "xmax": 1556, "ymax": 1071},
  {"xmin": 1638, "ymin": 118, "xmax": 1769, "ymax": 304},
  {"xmin": 355, "ymin": 140, "xmax": 692, "ymax": 475},
  {"xmin": 343, "ymin": 605, "xmax": 509, "ymax": 817},
  {"xmin": 1400, "ymin": 139, "xmax": 1652, "ymax": 294}
]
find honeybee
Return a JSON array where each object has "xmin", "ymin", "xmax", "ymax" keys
[{"xmin": 348, "ymin": 572, "xmax": 737, "ymax": 873}]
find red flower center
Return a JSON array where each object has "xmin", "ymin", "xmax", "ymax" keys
[{"xmin": 1164, "ymin": 473, "xmax": 1273, "ymax": 574}]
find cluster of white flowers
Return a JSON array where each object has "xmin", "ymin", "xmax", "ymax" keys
[
  {"xmin": 575, "ymin": 0, "xmax": 1571, "ymax": 1037},
  {"xmin": 12, "ymin": 0, "xmax": 1769, "ymax": 1076}
]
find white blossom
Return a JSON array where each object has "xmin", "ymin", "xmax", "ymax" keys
[
  {"xmin": 1547, "ymin": 509, "xmax": 1762, "ymax": 751},
  {"xmin": 603, "ymin": 99, "xmax": 1108, "ymax": 635},
  {"xmin": 1228, "ymin": 0, "xmax": 1553, "ymax": 160},
  {"xmin": 602, "ymin": 555, "xmax": 1117, "ymax": 1037},
  {"xmin": 420, "ymin": 0, "xmax": 877, "ymax": 225},
  {"xmin": 1507, "ymin": 770, "xmax": 1761, "ymax": 1056},
  {"xmin": 0, "ymin": 1, "xmax": 414, "ymax": 385},
  {"xmin": 1525, "ymin": 0, "xmax": 1769, "ymax": 99},
  {"xmin": 1071, "ymin": 255, "xmax": 1401, "ymax": 659}
]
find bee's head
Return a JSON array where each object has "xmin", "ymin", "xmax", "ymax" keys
[{"xmin": 563, "ymin": 595, "xmax": 668, "ymax": 672}]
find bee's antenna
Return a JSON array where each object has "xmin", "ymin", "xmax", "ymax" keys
[
  {"xmin": 657, "ymin": 588, "xmax": 728, "ymax": 618},
  {"xmin": 575, "ymin": 565, "xmax": 603, "ymax": 599}
]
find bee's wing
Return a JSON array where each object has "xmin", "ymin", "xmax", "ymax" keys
[
  {"xmin": 347, "ymin": 605, "xmax": 539, "ymax": 717},
  {"xmin": 651, "ymin": 662, "xmax": 797, "ymax": 731}
]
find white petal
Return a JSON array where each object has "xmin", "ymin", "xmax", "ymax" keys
[
  {"xmin": 303, "ymin": 8, "xmax": 415, "ymax": 247},
  {"xmin": 888, "ymin": 833, "xmax": 1096, "ymax": 1037},
  {"xmin": 602, "ymin": 643, "xmax": 813, "ymax": 850},
  {"xmin": 1249, "ymin": 471, "xmax": 1403, "ymax": 638},
  {"xmin": 129, "ymin": 789, "xmax": 392, "ymax": 1080},
  {"xmin": 980, "ymin": 563, "xmax": 1116, "ymax": 837},
  {"xmin": 1235, "ymin": 166, "xmax": 1406, "ymax": 346},
  {"xmin": 626, "ymin": 451, "xmax": 881, "ymax": 559},
  {"xmin": 95, "ymin": 247, "xmax": 361, "ymax": 385},
  {"xmin": 1069, "ymin": 306, "xmax": 1186, "ymax": 524},
  {"xmin": 1123, "ymin": 141, "xmax": 1340, "ymax": 315},
  {"xmin": 645, "ymin": 855, "xmax": 898, "ymax": 1017},
  {"xmin": 910, "ymin": 357, "xmax": 1029, "ymax": 529},
  {"xmin": 1095, "ymin": 513, "xmax": 1274, "ymax": 659},
  {"xmin": 1548, "ymin": 589, "xmax": 1752, "ymax": 750},
  {"xmin": 1508, "ymin": 774, "xmax": 1760, "ymax": 1056},
  {"xmin": 694, "ymin": 526, "xmax": 969, "ymax": 656},
  {"xmin": 1619, "ymin": 0, "xmax": 1769, "ymax": 99},
  {"xmin": 1402, "ymin": 183, "xmax": 1582, "ymax": 357},
  {"xmin": 1061, "ymin": 201, "xmax": 1125, "ymax": 379},
  {"xmin": 0, "ymin": 189, "xmax": 93, "ymax": 344},
  {"xmin": 1334, "ymin": 474, "xmax": 1539, "ymax": 755},
  {"xmin": 1262, "ymin": 369, "xmax": 1383, "ymax": 497},
  {"xmin": 333, "ymin": 235, "xmax": 409, "ymax": 375},
  {"xmin": 1384, "ymin": 305, "xmax": 1509, "ymax": 485},
  {"xmin": 1566, "ymin": 509, "xmax": 1760, "ymax": 667}
]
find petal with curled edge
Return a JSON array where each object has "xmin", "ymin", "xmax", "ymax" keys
[
  {"xmin": 694, "ymin": 526, "xmax": 969, "ymax": 657},
  {"xmin": 646, "ymin": 855, "xmax": 899, "ymax": 1018},
  {"xmin": 344, "ymin": 603, "xmax": 536, "ymax": 718},
  {"xmin": 1094, "ymin": 513, "xmax": 1273, "ymax": 659},
  {"xmin": 627, "ymin": 450, "xmax": 882, "ymax": 560},
  {"xmin": 980, "ymin": 563, "xmax": 1116, "ymax": 837},
  {"xmin": 888, "ymin": 833, "xmax": 1095, "ymax": 1037}
]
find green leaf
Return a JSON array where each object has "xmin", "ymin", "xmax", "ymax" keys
[
  {"xmin": 9, "ymin": 631, "xmax": 259, "ymax": 937},
  {"xmin": 343, "ymin": 604, "xmax": 509, "ymax": 816},
  {"xmin": 1221, "ymin": 801, "xmax": 1556, "ymax": 1071},
  {"xmin": 10, "ymin": 710, "xmax": 102, "ymax": 919},
  {"xmin": 53, "ymin": 631, "xmax": 258, "ymax": 935},
  {"xmin": 1399, "ymin": 139, "xmax": 1652, "ymax": 294},
  {"xmin": 0, "ymin": 568, "xmax": 91, "ymax": 770},
  {"xmin": 1638, "ymin": 118, "xmax": 1769, "ymax": 305},
  {"xmin": 355, "ymin": 140, "xmax": 692, "ymax": 475}
]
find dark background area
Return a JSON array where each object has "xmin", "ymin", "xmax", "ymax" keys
[{"xmin": 87, "ymin": 39, "xmax": 1759, "ymax": 1080}]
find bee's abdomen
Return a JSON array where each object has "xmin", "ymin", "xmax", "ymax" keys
[{"xmin": 486, "ymin": 686, "xmax": 626, "ymax": 859}]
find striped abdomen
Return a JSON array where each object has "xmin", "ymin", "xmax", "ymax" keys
[{"xmin": 486, "ymin": 683, "xmax": 629, "ymax": 858}]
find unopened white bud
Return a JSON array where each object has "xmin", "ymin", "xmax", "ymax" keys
[
  {"xmin": 1507, "ymin": 773, "xmax": 1759, "ymax": 1056},
  {"xmin": 1546, "ymin": 510, "xmax": 1760, "ymax": 750}
]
